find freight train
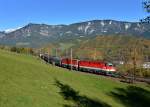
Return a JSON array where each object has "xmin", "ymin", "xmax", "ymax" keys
[{"xmin": 40, "ymin": 54, "xmax": 117, "ymax": 77}]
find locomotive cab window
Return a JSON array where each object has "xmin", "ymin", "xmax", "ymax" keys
[{"xmin": 107, "ymin": 63, "xmax": 113, "ymax": 66}]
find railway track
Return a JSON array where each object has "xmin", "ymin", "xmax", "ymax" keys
[
  {"xmin": 121, "ymin": 76, "xmax": 150, "ymax": 84},
  {"xmin": 40, "ymin": 54, "xmax": 150, "ymax": 84}
]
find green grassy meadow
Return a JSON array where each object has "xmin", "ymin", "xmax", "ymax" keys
[{"xmin": 0, "ymin": 50, "xmax": 150, "ymax": 107}]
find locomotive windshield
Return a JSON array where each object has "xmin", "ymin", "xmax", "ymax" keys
[{"xmin": 107, "ymin": 63, "xmax": 113, "ymax": 66}]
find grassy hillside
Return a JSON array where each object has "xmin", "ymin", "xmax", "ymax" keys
[{"xmin": 0, "ymin": 50, "xmax": 150, "ymax": 107}]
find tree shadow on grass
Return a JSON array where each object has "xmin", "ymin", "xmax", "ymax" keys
[
  {"xmin": 109, "ymin": 86, "xmax": 150, "ymax": 107},
  {"xmin": 55, "ymin": 79, "xmax": 111, "ymax": 107}
]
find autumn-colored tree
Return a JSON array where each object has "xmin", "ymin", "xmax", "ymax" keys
[{"xmin": 119, "ymin": 39, "xmax": 145, "ymax": 82}]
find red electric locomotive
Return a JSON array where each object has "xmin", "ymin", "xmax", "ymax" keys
[
  {"xmin": 61, "ymin": 58, "xmax": 116, "ymax": 75},
  {"xmin": 78, "ymin": 60, "xmax": 116, "ymax": 75}
]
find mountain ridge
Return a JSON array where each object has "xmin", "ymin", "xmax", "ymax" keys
[{"xmin": 0, "ymin": 19, "xmax": 150, "ymax": 47}]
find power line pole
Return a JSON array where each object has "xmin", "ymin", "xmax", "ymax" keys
[
  {"xmin": 48, "ymin": 48, "xmax": 50, "ymax": 63},
  {"xmin": 56, "ymin": 48, "xmax": 57, "ymax": 57},
  {"xmin": 70, "ymin": 48, "xmax": 73, "ymax": 71},
  {"xmin": 94, "ymin": 48, "xmax": 96, "ymax": 60}
]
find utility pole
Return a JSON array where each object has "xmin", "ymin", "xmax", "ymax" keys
[
  {"xmin": 132, "ymin": 48, "xmax": 136, "ymax": 83},
  {"xmin": 48, "ymin": 48, "xmax": 50, "ymax": 63},
  {"xmin": 94, "ymin": 48, "xmax": 96, "ymax": 60},
  {"xmin": 51, "ymin": 48, "xmax": 53, "ymax": 56},
  {"xmin": 56, "ymin": 48, "xmax": 57, "ymax": 57},
  {"xmin": 70, "ymin": 48, "xmax": 73, "ymax": 71}
]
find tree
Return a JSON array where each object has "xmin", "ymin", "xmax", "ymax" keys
[
  {"xmin": 118, "ymin": 39, "xmax": 145, "ymax": 83},
  {"xmin": 141, "ymin": 0, "xmax": 150, "ymax": 23},
  {"xmin": 10, "ymin": 47, "xmax": 17, "ymax": 52}
]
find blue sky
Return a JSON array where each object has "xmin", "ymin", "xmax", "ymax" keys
[{"xmin": 0, "ymin": 0, "xmax": 148, "ymax": 30}]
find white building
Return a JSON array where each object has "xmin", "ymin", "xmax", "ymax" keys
[{"xmin": 143, "ymin": 62, "xmax": 150, "ymax": 69}]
